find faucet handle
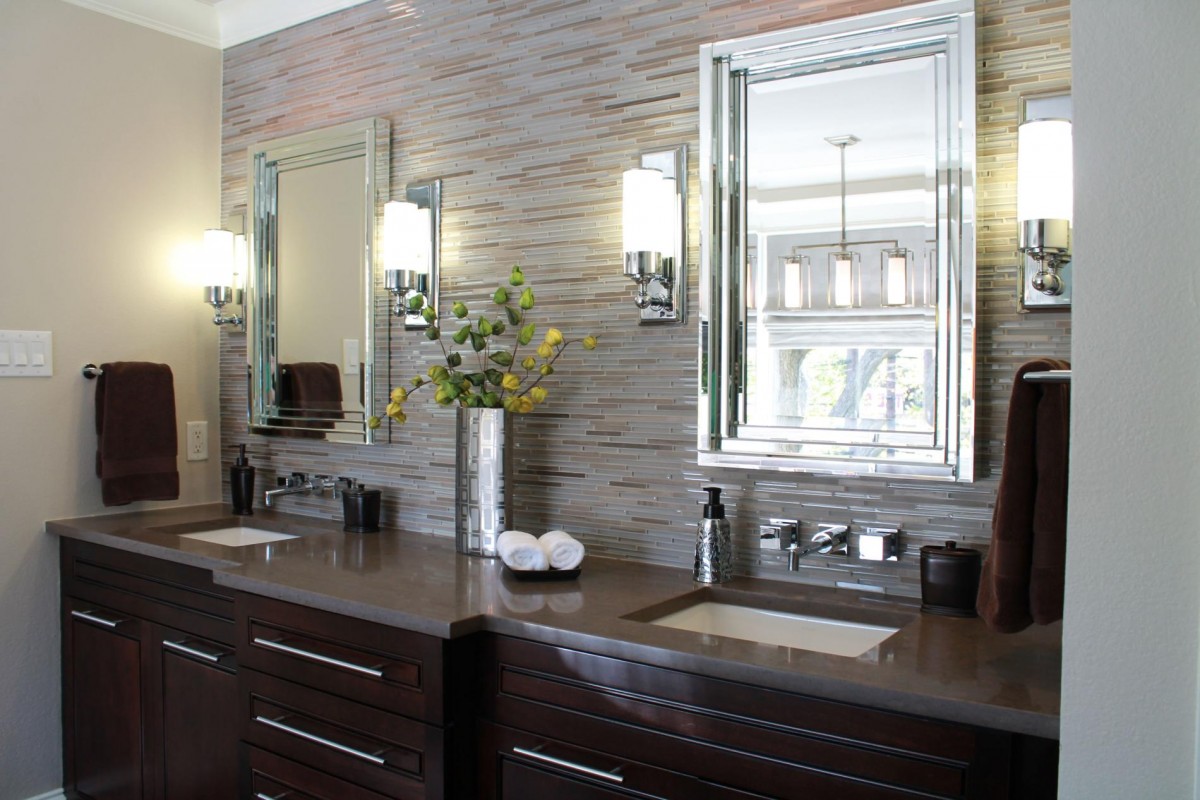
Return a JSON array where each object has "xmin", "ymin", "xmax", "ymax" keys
[
  {"xmin": 278, "ymin": 473, "xmax": 306, "ymax": 488},
  {"xmin": 760, "ymin": 519, "xmax": 799, "ymax": 550}
]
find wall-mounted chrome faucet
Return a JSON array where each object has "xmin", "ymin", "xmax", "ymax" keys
[
  {"xmin": 264, "ymin": 473, "xmax": 354, "ymax": 508},
  {"xmin": 759, "ymin": 520, "xmax": 849, "ymax": 570}
]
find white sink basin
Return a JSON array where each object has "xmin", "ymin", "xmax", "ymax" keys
[
  {"xmin": 649, "ymin": 601, "xmax": 900, "ymax": 658},
  {"xmin": 178, "ymin": 527, "xmax": 299, "ymax": 547}
]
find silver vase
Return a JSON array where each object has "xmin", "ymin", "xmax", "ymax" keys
[{"xmin": 455, "ymin": 407, "xmax": 513, "ymax": 556}]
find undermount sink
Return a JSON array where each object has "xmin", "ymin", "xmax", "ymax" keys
[
  {"xmin": 648, "ymin": 601, "xmax": 900, "ymax": 658},
  {"xmin": 178, "ymin": 526, "xmax": 299, "ymax": 547},
  {"xmin": 629, "ymin": 588, "xmax": 910, "ymax": 658}
]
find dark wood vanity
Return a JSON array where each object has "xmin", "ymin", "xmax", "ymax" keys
[{"xmin": 57, "ymin": 525, "xmax": 1059, "ymax": 800}]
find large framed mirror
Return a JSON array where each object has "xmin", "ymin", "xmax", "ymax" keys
[
  {"xmin": 699, "ymin": 0, "xmax": 975, "ymax": 481},
  {"xmin": 247, "ymin": 117, "xmax": 389, "ymax": 444}
]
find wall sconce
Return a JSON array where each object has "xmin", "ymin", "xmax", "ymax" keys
[
  {"xmin": 200, "ymin": 228, "xmax": 244, "ymax": 329},
  {"xmin": 621, "ymin": 145, "xmax": 687, "ymax": 323},
  {"xmin": 383, "ymin": 180, "xmax": 441, "ymax": 329},
  {"xmin": 1017, "ymin": 93, "xmax": 1073, "ymax": 309}
]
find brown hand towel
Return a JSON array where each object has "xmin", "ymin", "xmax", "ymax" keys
[
  {"xmin": 95, "ymin": 362, "xmax": 180, "ymax": 507},
  {"xmin": 977, "ymin": 358, "xmax": 1071, "ymax": 633}
]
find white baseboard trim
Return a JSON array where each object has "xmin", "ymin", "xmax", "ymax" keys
[{"xmin": 24, "ymin": 790, "xmax": 67, "ymax": 800}]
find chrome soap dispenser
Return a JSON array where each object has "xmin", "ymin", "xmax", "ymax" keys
[{"xmin": 694, "ymin": 486, "xmax": 733, "ymax": 583}]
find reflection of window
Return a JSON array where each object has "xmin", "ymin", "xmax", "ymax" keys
[{"xmin": 747, "ymin": 347, "xmax": 933, "ymax": 432}]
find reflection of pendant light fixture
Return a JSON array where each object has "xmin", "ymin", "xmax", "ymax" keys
[
  {"xmin": 881, "ymin": 247, "xmax": 913, "ymax": 307},
  {"xmin": 825, "ymin": 135, "xmax": 861, "ymax": 308},
  {"xmin": 781, "ymin": 254, "xmax": 810, "ymax": 309}
]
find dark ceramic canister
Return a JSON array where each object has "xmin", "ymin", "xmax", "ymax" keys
[
  {"xmin": 920, "ymin": 540, "xmax": 982, "ymax": 617},
  {"xmin": 342, "ymin": 484, "xmax": 382, "ymax": 533}
]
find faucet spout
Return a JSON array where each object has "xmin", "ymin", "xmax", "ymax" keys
[{"xmin": 786, "ymin": 525, "xmax": 849, "ymax": 570}]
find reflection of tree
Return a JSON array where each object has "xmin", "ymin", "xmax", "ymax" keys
[
  {"xmin": 831, "ymin": 349, "xmax": 894, "ymax": 419},
  {"xmin": 776, "ymin": 349, "xmax": 808, "ymax": 420}
]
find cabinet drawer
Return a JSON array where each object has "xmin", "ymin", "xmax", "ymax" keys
[
  {"xmin": 242, "ymin": 668, "xmax": 444, "ymax": 799},
  {"xmin": 246, "ymin": 745, "xmax": 394, "ymax": 800},
  {"xmin": 484, "ymin": 636, "xmax": 1012, "ymax": 799},
  {"xmin": 479, "ymin": 720, "xmax": 770, "ymax": 800},
  {"xmin": 237, "ymin": 593, "xmax": 447, "ymax": 723},
  {"xmin": 62, "ymin": 538, "xmax": 234, "ymax": 645}
]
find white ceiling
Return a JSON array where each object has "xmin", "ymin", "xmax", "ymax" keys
[{"xmin": 61, "ymin": 0, "xmax": 373, "ymax": 49}]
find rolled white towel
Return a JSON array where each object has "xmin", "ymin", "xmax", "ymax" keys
[
  {"xmin": 539, "ymin": 530, "xmax": 585, "ymax": 570},
  {"xmin": 496, "ymin": 530, "xmax": 549, "ymax": 571}
]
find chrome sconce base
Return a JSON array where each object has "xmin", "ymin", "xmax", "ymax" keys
[
  {"xmin": 203, "ymin": 285, "xmax": 244, "ymax": 330},
  {"xmin": 1018, "ymin": 217, "xmax": 1072, "ymax": 309},
  {"xmin": 623, "ymin": 146, "xmax": 687, "ymax": 324},
  {"xmin": 385, "ymin": 269, "xmax": 431, "ymax": 326}
]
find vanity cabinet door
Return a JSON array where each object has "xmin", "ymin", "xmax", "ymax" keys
[
  {"xmin": 156, "ymin": 626, "xmax": 239, "ymax": 799},
  {"xmin": 63, "ymin": 600, "xmax": 146, "ymax": 800}
]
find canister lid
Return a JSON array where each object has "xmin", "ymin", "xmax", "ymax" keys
[{"xmin": 920, "ymin": 540, "xmax": 980, "ymax": 558}]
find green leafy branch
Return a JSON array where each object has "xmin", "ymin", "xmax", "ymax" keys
[{"xmin": 369, "ymin": 265, "xmax": 597, "ymax": 428}]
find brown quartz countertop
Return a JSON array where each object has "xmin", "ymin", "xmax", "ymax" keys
[{"xmin": 47, "ymin": 503, "xmax": 1061, "ymax": 740}]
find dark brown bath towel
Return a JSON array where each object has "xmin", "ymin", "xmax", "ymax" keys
[
  {"xmin": 94, "ymin": 362, "xmax": 180, "ymax": 507},
  {"xmin": 977, "ymin": 358, "xmax": 1070, "ymax": 633}
]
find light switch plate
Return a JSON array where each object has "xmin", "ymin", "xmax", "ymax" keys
[
  {"xmin": 0, "ymin": 330, "xmax": 52, "ymax": 377},
  {"xmin": 186, "ymin": 421, "xmax": 208, "ymax": 461},
  {"xmin": 342, "ymin": 339, "xmax": 360, "ymax": 375}
]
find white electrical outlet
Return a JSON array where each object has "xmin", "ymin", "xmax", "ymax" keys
[{"xmin": 186, "ymin": 421, "xmax": 208, "ymax": 461}]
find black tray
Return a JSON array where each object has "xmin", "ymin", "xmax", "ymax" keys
[{"xmin": 502, "ymin": 564, "xmax": 582, "ymax": 582}]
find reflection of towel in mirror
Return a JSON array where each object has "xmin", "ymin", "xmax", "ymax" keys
[
  {"xmin": 278, "ymin": 362, "xmax": 343, "ymax": 435},
  {"xmin": 977, "ymin": 358, "xmax": 1070, "ymax": 633},
  {"xmin": 95, "ymin": 362, "xmax": 180, "ymax": 507},
  {"xmin": 497, "ymin": 530, "xmax": 549, "ymax": 571},
  {"xmin": 539, "ymin": 530, "xmax": 585, "ymax": 570}
]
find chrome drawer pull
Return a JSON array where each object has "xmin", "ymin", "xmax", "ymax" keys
[
  {"xmin": 255, "ymin": 794, "xmax": 287, "ymax": 800},
  {"xmin": 71, "ymin": 610, "xmax": 124, "ymax": 628},
  {"xmin": 513, "ymin": 745, "xmax": 625, "ymax": 784},
  {"xmin": 162, "ymin": 639, "xmax": 226, "ymax": 663},
  {"xmin": 252, "ymin": 636, "xmax": 385, "ymax": 678},
  {"xmin": 254, "ymin": 715, "xmax": 386, "ymax": 766}
]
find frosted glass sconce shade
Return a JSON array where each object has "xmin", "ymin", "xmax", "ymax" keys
[{"xmin": 201, "ymin": 228, "xmax": 235, "ymax": 287}]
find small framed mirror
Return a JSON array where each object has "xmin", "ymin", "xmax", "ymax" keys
[
  {"xmin": 247, "ymin": 117, "xmax": 390, "ymax": 444},
  {"xmin": 698, "ymin": 0, "xmax": 976, "ymax": 480}
]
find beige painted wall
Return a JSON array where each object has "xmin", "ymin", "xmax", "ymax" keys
[{"xmin": 0, "ymin": 1, "xmax": 222, "ymax": 796}]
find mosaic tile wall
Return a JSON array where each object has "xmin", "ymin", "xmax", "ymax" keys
[{"xmin": 219, "ymin": 0, "xmax": 1071, "ymax": 597}]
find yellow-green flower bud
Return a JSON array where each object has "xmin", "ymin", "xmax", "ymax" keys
[
  {"xmin": 390, "ymin": 386, "xmax": 408, "ymax": 403},
  {"xmin": 518, "ymin": 287, "xmax": 535, "ymax": 310},
  {"xmin": 516, "ymin": 396, "xmax": 535, "ymax": 413},
  {"xmin": 493, "ymin": 287, "xmax": 509, "ymax": 305},
  {"xmin": 537, "ymin": 342, "xmax": 553, "ymax": 360},
  {"xmin": 452, "ymin": 301, "xmax": 468, "ymax": 319},
  {"xmin": 545, "ymin": 327, "xmax": 563, "ymax": 347},
  {"xmin": 501, "ymin": 373, "xmax": 521, "ymax": 391},
  {"xmin": 428, "ymin": 365, "xmax": 449, "ymax": 382},
  {"xmin": 367, "ymin": 416, "xmax": 382, "ymax": 429},
  {"xmin": 521, "ymin": 356, "xmax": 537, "ymax": 371},
  {"xmin": 583, "ymin": 335, "xmax": 597, "ymax": 351},
  {"xmin": 391, "ymin": 410, "xmax": 407, "ymax": 424},
  {"xmin": 540, "ymin": 364, "xmax": 555, "ymax": 377},
  {"xmin": 411, "ymin": 375, "xmax": 425, "ymax": 387},
  {"xmin": 386, "ymin": 401, "xmax": 403, "ymax": 417},
  {"xmin": 530, "ymin": 386, "xmax": 548, "ymax": 404},
  {"xmin": 509, "ymin": 265, "xmax": 525, "ymax": 286}
]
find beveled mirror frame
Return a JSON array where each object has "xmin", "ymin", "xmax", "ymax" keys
[
  {"xmin": 698, "ymin": 0, "xmax": 976, "ymax": 481},
  {"xmin": 247, "ymin": 117, "xmax": 390, "ymax": 444}
]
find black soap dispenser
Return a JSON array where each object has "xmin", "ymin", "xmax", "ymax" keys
[{"xmin": 230, "ymin": 444, "xmax": 256, "ymax": 516}]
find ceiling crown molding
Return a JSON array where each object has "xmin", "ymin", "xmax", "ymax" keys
[
  {"xmin": 61, "ymin": 0, "xmax": 374, "ymax": 50},
  {"xmin": 217, "ymin": 0, "xmax": 373, "ymax": 48},
  {"xmin": 62, "ymin": 0, "xmax": 220, "ymax": 48}
]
